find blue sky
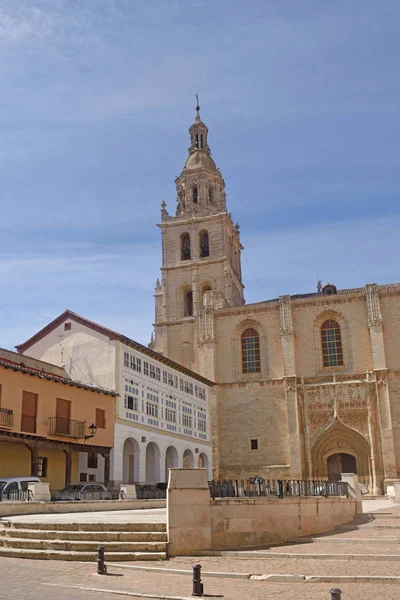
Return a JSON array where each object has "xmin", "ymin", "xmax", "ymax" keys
[{"xmin": 1, "ymin": 0, "xmax": 399, "ymax": 350}]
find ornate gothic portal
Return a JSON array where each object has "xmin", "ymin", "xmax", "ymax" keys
[{"xmin": 311, "ymin": 418, "xmax": 372, "ymax": 486}]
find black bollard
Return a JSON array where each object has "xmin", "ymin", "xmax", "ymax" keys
[
  {"xmin": 97, "ymin": 545, "xmax": 106, "ymax": 575},
  {"xmin": 192, "ymin": 563, "xmax": 203, "ymax": 596},
  {"xmin": 330, "ymin": 588, "xmax": 342, "ymax": 600}
]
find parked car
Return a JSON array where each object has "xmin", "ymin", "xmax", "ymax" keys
[
  {"xmin": 52, "ymin": 483, "xmax": 111, "ymax": 501},
  {"xmin": 135, "ymin": 484, "xmax": 166, "ymax": 499},
  {"xmin": 0, "ymin": 477, "xmax": 41, "ymax": 501}
]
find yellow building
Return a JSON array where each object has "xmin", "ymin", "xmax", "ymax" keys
[{"xmin": 0, "ymin": 348, "xmax": 116, "ymax": 489}]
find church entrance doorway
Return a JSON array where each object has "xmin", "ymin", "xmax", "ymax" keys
[{"xmin": 327, "ymin": 453, "xmax": 357, "ymax": 481}]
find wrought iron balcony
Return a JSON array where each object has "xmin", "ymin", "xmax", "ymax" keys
[
  {"xmin": 49, "ymin": 416, "xmax": 85, "ymax": 439},
  {"xmin": 0, "ymin": 407, "xmax": 13, "ymax": 429}
]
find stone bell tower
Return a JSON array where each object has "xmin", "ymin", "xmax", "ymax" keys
[{"xmin": 152, "ymin": 102, "xmax": 244, "ymax": 374}]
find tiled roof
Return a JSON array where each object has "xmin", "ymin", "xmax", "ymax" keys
[
  {"xmin": 0, "ymin": 355, "xmax": 117, "ymax": 396},
  {"xmin": 16, "ymin": 310, "xmax": 215, "ymax": 387}
]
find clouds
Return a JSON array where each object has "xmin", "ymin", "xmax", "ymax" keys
[
  {"xmin": 242, "ymin": 214, "xmax": 400, "ymax": 301},
  {"xmin": 0, "ymin": 0, "xmax": 399, "ymax": 352}
]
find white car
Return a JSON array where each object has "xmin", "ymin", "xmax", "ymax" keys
[{"xmin": 0, "ymin": 477, "xmax": 41, "ymax": 501}]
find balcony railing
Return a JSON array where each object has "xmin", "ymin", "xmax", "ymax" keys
[
  {"xmin": 21, "ymin": 414, "xmax": 36, "ymax": 434},
  {"xmin": 49, "ymin": 416, "xmax": 85, "ymax": 439},
  {"xmin": 0, "ymin": 407, "xmax": 13, "ymax": 429}
]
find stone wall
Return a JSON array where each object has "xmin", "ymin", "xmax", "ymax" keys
[
  {"xmin": 210, "ymin": 495, "xmax": 358, "ymax": 550},
  {"xmin": 167, "ymin": 469, "xmax": 358, "ymax": 556}
]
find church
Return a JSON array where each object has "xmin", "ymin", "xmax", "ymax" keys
[{"xmin": 151, "ymin": 103, "xmax": 400, "ymax": 495}]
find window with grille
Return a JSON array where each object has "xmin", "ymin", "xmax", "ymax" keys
[
  {"xmin": 241, "ymin": 328, "xmax": 261, "ymax": 373},
  {"xmin": 321, "ymin": 319, "xmax": 344, "ymax": 367}
]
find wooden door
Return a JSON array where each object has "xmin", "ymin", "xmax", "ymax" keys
[
  {"xmin": 21, "ymin": 392, "xmax": 37, "ymax": 433},
  {"xmin": 56, "ymin": 398, "xmax": 71, "ymax": 435}
]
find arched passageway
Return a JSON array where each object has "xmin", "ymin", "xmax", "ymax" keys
[
  {"xmin": 145, "ymin": 442, "xmax": 161, "ymax": 484},
  {"xmin": 122, "ymin": 438, "xmax": 140, "ymax": 484},
  {"xmin": 165, "ymin": 446, "xmax": 179, "ymax": 482},
  {"xmin": 183, "ymin": 449, "xmax": 194, "ymax": 469},
  {"xmin": 198, "ymin": 452, "xmax": 210, "ymax": 480}
]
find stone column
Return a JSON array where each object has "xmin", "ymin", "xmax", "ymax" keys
[
  {"xmin": 102, "ymin": 450, "xmax": 111, "ymax": 488},
  {"xmin": 366, "ymin": 284, "xmax": 397, "ymax": 483},
  {"xmin": 279, "ymin": 296, "xmax": 304, "ymax": 479},
  {"xmin": 64, "ymin": 446, "xmax": 72, "ymax": 487},
  {"xmin": 26, "ymin": 443, "xmax": 39, "ymax": 477},
  {"xmin": 159, "ymin": 449, "xmax": 166, "ymax": 485}
]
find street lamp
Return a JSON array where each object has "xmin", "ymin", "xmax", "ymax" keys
[{"xmin": 84, "ymin": 423, "xmax": 98, "ymax": 442}]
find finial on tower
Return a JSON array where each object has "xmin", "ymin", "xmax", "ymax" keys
[{"xmin": 195, "ymin": 93, "xmax": 200, "ymax": 121}]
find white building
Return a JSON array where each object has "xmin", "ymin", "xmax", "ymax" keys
[{"xmin": 16, "ymin": 310, "xmax": 214, "ymax": 485}]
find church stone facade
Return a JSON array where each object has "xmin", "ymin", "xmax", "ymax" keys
[{"xmin": 152, "ymin": 104, "xmax": 400, "ymax": 495}]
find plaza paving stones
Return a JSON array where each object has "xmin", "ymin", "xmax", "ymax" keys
[{"xmin": 2, "ymin": 500, "xmax": 400, "ymax": 598}]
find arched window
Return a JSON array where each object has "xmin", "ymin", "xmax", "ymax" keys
[
  {"xmin": 193, "ymin": 186, "xmax": 198, "ymax": 204},
  {"xmin": 321, "ymin": 320, "xmax": 343, "ymax": 367},
  {"xmin": 199, "ymin": 230, "xmax": 209, "ymax": 257},
  {"xmin": 184, "ymin": 291, "xmax": 193, "ymax": 317},
  {"xmin": 208, "ymin": 186, "xmax": 214, "ymax": 204},
  {"xmin": 241, "ymin": 328, "xmax": 260, "ymax": 373},
  {"xmin": 181, "ymin": 233, "xmax": 191, "ymax": 260}
]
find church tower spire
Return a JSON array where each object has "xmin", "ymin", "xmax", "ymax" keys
[
  {"xmin": 175, "ymin": 101, "xmax": 227, "ymax": 217},
  {"xmin": 153, "ymin": 103, "xmax": 244, "ymax": 373}
]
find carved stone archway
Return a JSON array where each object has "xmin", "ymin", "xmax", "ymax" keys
[{"xmin": 311, "ymin": 418, "xmax": 372, "ymax": 487}]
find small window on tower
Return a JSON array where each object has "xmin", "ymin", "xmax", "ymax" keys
[
  {"xmin": 181, "ymin": 233, "xmax": 191, "ymax": 260},
  {"xmin": 200, "ymin": 134, "xmax": 204, "ymax": 149},
  {"xmin": 64, "ymin": 323, "xmax": 71, "ymax": 331},
  {"xmin": 193, "ymin": 186, "xmax": 198, "ymax": 204},
  {"xmin": 195, "ymin": 134, "xmax": 199, "ymax": 149},
  {"xmin": 199, "ymin": 230, "xmax": 209, "ymax": 258},
  {"xmin": 250, "ymin": 439, "xmax": 258, "ymax": 450},
  {"xmin": 184, "ymin": 291, "xmax": 193, "ymax": 317}
]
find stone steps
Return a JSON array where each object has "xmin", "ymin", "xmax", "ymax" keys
[
  {"xmin": 0, "ymin": 519, "xmax": 167, "ymax": 561},
  {"xmin": 0, "ymin": 537, "xmax": 167, "ymax": 552},
  {"xmin": 1, "ymin": 521, "xmax": 166, "ymax": 532},
  {"xmin": 0, "ymin": 547, "xmax": 166, "ymax": 561},
  {"xmin": 0, "ymin": 527, "xmax": 167, "ymax": 542}
]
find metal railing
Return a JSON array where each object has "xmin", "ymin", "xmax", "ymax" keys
[
  {"xmin": 51, "ymin": 489, "xmax": 112, "ymax": 501},
  {"xmin": 48, "ymin": 416, "xmax": 85, "ymax": 438},
  {"xmin": 0, "ymin": 489, "xmax": 33, "ymax": 502},
  {"xmin": 20, "ymin": 414, "xmax": 36, "ymax": 434},
  {"xmin": 209, "ymin": 479, "xmax": 349, "ymax": 499},
  {"xmin": 0, "ymin": 407, "xmax": 13, "ymax": 429}
]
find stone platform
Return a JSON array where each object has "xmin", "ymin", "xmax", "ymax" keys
[{"xmin": 0, "ymin": 508, "xmax": 167, "ymax": 561}]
